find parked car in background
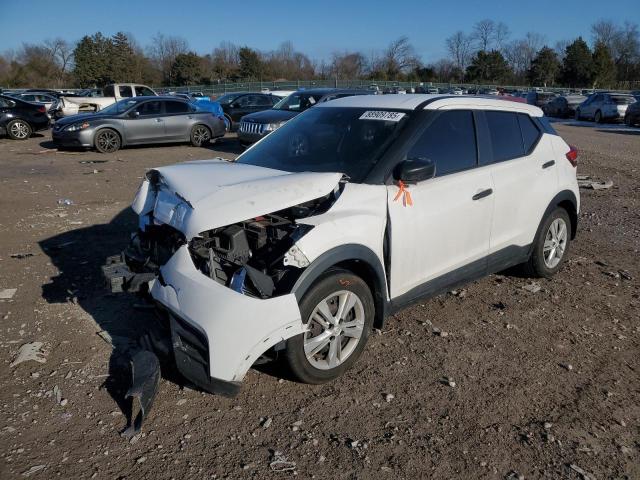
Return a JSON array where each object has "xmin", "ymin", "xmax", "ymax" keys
[
  {"xmin": 50, "ymin": 83, "xmax": 157, "ymax": 119},
  {"xmin": 575, "ymin": 92, "xmax": 636, "ymax": 123},
  {"xmin": 107, "ymin": 94, "xmax": 579, "ymax": 392},
  {"xmin": 526, "ymin": 91, "xmax": 558, "ymax": 108},
  {"xmin": 624, "ymin": 100, "xmax": 640, "ymax": 126},
  {"xmin": 237, "ymin": 88, "xmax": 370, "ymax": 147},
  {"xmin": 215, "ymin": 92, "xmax": 280, "ymax": 131},
  {"xmin": 52, "ymin": 96, "xmax": 224, "ymax": 153},
  {"xmin": 7, "ymin": 92, "xmax": 58, "ymax": 112},
  {"xmin": 0, "ymin": 94, "xmax": 50, "ymax": 139},
  {"xmin": 543, "ymin": 95, "xmax": 586, "ymax": 118}
]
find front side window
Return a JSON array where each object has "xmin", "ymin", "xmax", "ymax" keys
[
  {"xmin": 98, "ymin": 98, "xmax": 137, "ymax": 115},
  {"xmin": 135, "ymin": 101, "xmax": 162, "ymax": 116},
  {"xmin": 119, "ymin": 86, "xmax": 133, "ymax": 98},
  {"xmin": 215, "ymin": 93, "xmax": 241, "ymax": 105},
  {"xmin": 236, "ymin": 107, "xmax": 410, "ymax": 183},
  {"xmin": 273, "ymin": 92, "xmax": 323, "ymax": 112},
  {"xmin": 485, "ymin": 111, "xmax": 523, "ymax": 162},
  {"xmin": 104, "ymin": 85, "xmax": 115, "ymax": 97},
  {"xmin": 251, "ymin": 95, "xmax": 273, "ymax": 107},
  {"xmin": 135, "ymin": 86, "xmax": 155, "ymax": 97},
  {"xmin": 407, "ymin": 110, "xmax": 477, "ymax": 177}
]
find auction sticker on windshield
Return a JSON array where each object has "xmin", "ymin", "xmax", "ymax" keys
[{"xmin": 359, "ymin": 111, "xmax": 406, "ymax": 122}]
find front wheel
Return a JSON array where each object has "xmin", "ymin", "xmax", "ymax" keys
[
  {"xmin": 523, "ymin": 208, "xmax": 572, "ymax": 278},
  {"xmin": 285, "ymin": 269, "xmax": 374, "ymax": 384},
  {"xmin": 94, "ymin": 129, "xmax": 121, "ymax": 153},
  {"xmin": 190, "ymin": 124, "xmax": 211, "ymax": 147},
  {"xmin": 7, "ymin": 119, "xmax": 32, "ymax": 140},
  {"xmin": 594, "ymin": 110, "xmax": 603, "ymax": 123}
]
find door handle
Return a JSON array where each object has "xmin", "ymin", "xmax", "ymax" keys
[
  {"xmin": 542, "ymin": 160, "xmax": 555, "ymax": 169},
  {"xmin": 472, "ymin": 188, "xmax": 493, "ymax": 201}
]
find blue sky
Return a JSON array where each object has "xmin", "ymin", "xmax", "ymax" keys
[{"xmin": 1, "ymin": 0, "xmax": 639, "ymax": 62}]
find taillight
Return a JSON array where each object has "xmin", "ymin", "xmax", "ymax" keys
[
  {"xmin": 566, "ymin": 145, "xmax": 578, "ymax": 167},
  {"xmin": 37, "ymin": 106, "xmax": 46, "ymax": 113}
]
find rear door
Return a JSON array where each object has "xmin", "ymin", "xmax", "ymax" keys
[
  {"xmin": 387, "ymin": 109, "xmax": 494, "ymax": 300},
  {"xmin": 162, "ymin": 100, "xmax": 194, "ymax": 140},
  {"xmin": 123, "ymin": 100, "xmax": 164, "ymax": 144},
  {"xmin": 479, "ymin": 110, "xmax": 559, "ymax": 265}
]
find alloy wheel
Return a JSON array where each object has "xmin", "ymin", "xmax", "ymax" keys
[
  {"xmin": 543, "ymin": 218, "xmax": 568, "ymax": 269},
  {"xmin": 304, "ymin": 290, "xmax": 365, "ymax": 370},
  {"xmin": 96, "ymin": 130, "xmax": 119, "ymax": 153},
  {"xmin": 10, "ymin": 121, "xmax": 30, "ymax": 139},
  {"xmin": 193, "ymin": 126, "xmax": 210, "ymax": 145}
]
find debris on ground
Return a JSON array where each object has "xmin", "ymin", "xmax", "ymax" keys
[
  {"xmin": 0, "ymin": 288, "xmax": 17, "ymax": 299},
  {"xmin": 57, "ymin": 199, "xmax": 74, "ymax": 205},
  {"xmin": 384, "ymin": 393, "xmax": 395, "ymax": 402},
  {"xmin": 261, "ymin": 417, "xmax": 273, "ymax": 429},
  {"xmin": 21, "ymin": 465, "xmax": 46, "ymax": 477},
  {"xmin": 441, "ymin": 377, "xmax": 456, "ymax": 388},
  {"xmin": 10, "ymin": 253, "xmax": 35, "ymax": 259},
  {"xmin": 569, "ymin": 463, "xmax": 595, "ymax": 480},
  {"xmin": 269, "ymin": 451, "xmax": 296, "ymax": 472},
  {"xmin": 577, "ymin": 175, "xmax": 613, "ymax": 190},
  {"xmin": 10, "ymin": 342, "xmax": 47, "ymax": 367},
  {"xmin": 522, "ymin": 283, "xmax": 541, "ymax": 293}
]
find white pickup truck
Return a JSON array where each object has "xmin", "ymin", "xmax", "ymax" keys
[{"xmin": 50, "ymin": 83, "xmax": 157, "ymax": 119}]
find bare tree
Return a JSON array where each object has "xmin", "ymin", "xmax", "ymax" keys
[
  {"xmin": 446, "ymin": 31, "xmax": 474, "ymax": 73},
  {"xmin": 208, "ymin": 41, "xmax": 240, "ymax": 81},
  {"xmin": 44, "ymin": 38, "xmax": 74, "ymax": 73},
  {"xmin": 331, "ymin": 51, "xmax": 366, "ymax": 80},
  {"xmin": 494, "ymin": 22, "xmax": 511, "ymax": 49},
  {"xmin": 554, "ymin": 39, "xmax": 571, "ymax": 61},
  {"xmin": 591, "ymin": 20, "xmax": 620, "ymax": 53},
  {"xmin": 473, "ymin": 19, "xmax": 496, "ymax": 51},
  {"xmin": 383, "ymin": 37, "xmax": 420, "ymax": 77},
  {"xmin": 147, "ymin": 33, "xmax": 189, "ymax": 84}
]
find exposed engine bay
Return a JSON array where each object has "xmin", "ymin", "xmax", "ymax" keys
[{"xmin": 187, "ymin": 192, "xmax": 339, "ymax": 298}]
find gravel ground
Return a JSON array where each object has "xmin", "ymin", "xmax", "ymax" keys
[{"xmin": 0, "ymin": 125, "xmax": 638, "ymax": 479}]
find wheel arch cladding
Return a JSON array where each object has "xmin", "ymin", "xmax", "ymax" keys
[
  {"xmin": 539, "ymin": 190, "xmax": 578, "ymax": 241},
  {"xmin": 291, "ymin": 244, "xmax": 388, "ymax": 329}
]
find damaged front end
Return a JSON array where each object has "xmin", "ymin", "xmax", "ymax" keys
[{"xmin": 102, "ymin": 161, "xmax": 344, "ymax": 424}]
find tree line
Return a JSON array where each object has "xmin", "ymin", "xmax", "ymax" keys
[{"xmin": 0, "ymin": 19, "xmax": 638, "ymax": 89}]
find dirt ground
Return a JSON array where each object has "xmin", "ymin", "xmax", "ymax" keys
[{"xmin": 0, "ymin": 123, "xmax": 638, "ymax": 480}]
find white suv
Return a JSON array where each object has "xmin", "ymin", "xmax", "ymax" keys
[{"xmin": 110, "ymin": 94, "xmax": 579, "ymax": 395}]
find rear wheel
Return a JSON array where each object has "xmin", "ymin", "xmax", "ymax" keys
[
  {"xmin": 285, "ymin": 269, "xmax": 374, "ymax": 384},
  {"xmin": 523, "ymin": 208, "xmax": 571, "ymax": 278},
  {"xmin": 94, "ymin": 129, "xmax": 121, "ymax": 153},
  {"xmin": 190, "ymin": 124, "xmax": 211, "ymax": 147},
  {"xmin": 595, "ymin": 110, "xmax": 603, "ymax": 123},
  {"xmin": 7, "ymin": 119, "xmax": 32, "ymax": 140}
]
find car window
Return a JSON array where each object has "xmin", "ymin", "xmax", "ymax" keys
[
  {"xmin": 164, "ymin": 101, "xmax": 190, "ymax": 114},
  {"xmin": 593, "ymin": 94, "xmax": 603, "ymax": 103},
  {"xmin": 518, "ymin": 114, "xmax": 541, "ymax": 154},
  {"xmin": 134, "ymin": 86, "xmax": 155, "ymax": 97},
  {"xmin": 485, "ymin": 111, "xmax": 524, "ymax": 162},
  {"xmin": 407, "ymin": 110, "xmax": 477, "ymax": 177},
  {"xmin": 22, "ymin": 95, "xmax": 36, "ymax": 101},
  {"xmin": 0, "ymin": 97, "xmax": 14, "ymax": 108},
  {"xmin": 250, "ymin": 95, "xmax": 273, "ymax": 107},
  {"xmin": 119, "ymin": 86, "xmax": 133, "ymax": 98},
  {"xmin": 234, "ymin": 95, "xmax": 250, "ymax": 107},
  {"xmin": 135, "ymin": 100, "xmax": 162, "ymax": 116},
  {"xmin": 611, "ymin": 95, "xmax": 635, "ymax": 105}
]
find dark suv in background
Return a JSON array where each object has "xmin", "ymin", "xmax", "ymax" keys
[
  {"xmin": 215, "ymin": 92, "xmax": 279, "ymax": 131},
  {"xmin": 237, "ymin": 88, "xmax": 370, "ymax": 146}
]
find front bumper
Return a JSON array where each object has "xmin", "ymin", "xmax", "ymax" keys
[
  {"xmin": 237, "ymin": 130, "xmax": 267, "ymax": 146},
  {"xmin": 151, "ymin": 245, "xmax": 304, "ymax": 383},
  {"xmin": 52, "ymin": 127, "xmax": 94, "ymax": 148}
]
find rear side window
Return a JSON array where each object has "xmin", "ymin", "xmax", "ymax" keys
[
  {"xmin": 165, "ymin": 101, "xmax": 190, "ymax": 114},
  {"xmin": 518, "ymin": 114, "xmax": 541, "ymax": 154},
  {"xmin": 119, "ymin": 86, "xmax": 133, "ymax": 98},
  {"xmin": 408, "ymin": 110, "xmax": 477, "ymax": 177},
  {"xmin": 485, "ymin": 111, "xmax": 523, "ymax": 162}
]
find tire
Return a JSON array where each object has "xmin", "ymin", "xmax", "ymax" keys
[
  {"xmin": 94, "ymin": 129, "xmax": 121, "ymax": 153},
  {"xmin": 523, "ymin": 208, "xmax": 572, "ymax": 278},
  {"xmin": 7, "ymin": 119, "xmax": 32, "ymax": 140},
  {"xmin": 224, "ymin": 114, "xmax": 232, "ymax": 132},
  {"xmin": 190, "ymin": 124, "xmax": 211, "ymax": 147},
  {"xmin": 624, "ymin": 115, "xmax": 631, "ymax": 126},
  {"xmin": 285, "ymin": 269, "xmax": 374, "ymax": 384},
  {"xmin": 574, "ymin": 109, "xmax": 581, "ymax": 121},
  {"xmin": 595, "ymin": 110, "xmax": 603, "ymax": 124}
]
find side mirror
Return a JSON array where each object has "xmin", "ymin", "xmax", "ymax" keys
[
  {"xmin": 393, "ymin": 157, "xmax": 436, "ymax": 183},
  {"xmin": 128, "ymin": 110, "xmax": 140, "ymax": 118}
]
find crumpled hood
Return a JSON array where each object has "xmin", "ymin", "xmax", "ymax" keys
[{"xmin": 146, "ymin": 159, "xmax": 342, "ymax": 238}]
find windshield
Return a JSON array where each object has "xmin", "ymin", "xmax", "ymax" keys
[
  {"xmin": 98, "ymin": 98, "xmax": 137, "ymax": 115},
  {"xmin": 273, "ymin": 92, "xmax": 325, "ymax": 112},
  {"xmin": 236, "ymin": 107, "xmax": 410, "ymax": 183},
  {"xmin": 611, "ymin": 95, "xmax": 635, "ymax": 105},
  {"xmin": 215, "ymin": 93, "xmax": 241, "ymax": 105}
]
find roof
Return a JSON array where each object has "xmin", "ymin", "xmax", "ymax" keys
[{"xmin": 317, "ymin": 94, "xmax": 544, "ymax": 117}]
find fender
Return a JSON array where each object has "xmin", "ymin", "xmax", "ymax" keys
[
  {"xmin": 291, "ymin": 244, "xmax": 389, "ymax": 327},
  {"xmin": 529, "ymin": 189, "xmax": 578, "ymax": 257}
]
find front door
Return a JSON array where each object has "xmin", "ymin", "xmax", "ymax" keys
[
  {"xmin": 387, "ymin": 109, "xmax": 494, "ymax": 301},
  {"xmin": 123, "ymin": 100, "xmax": 163, "ymax": 144}
]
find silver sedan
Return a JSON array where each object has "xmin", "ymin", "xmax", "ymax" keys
[{"xmin": 52, "ymin": 96, "xmax": 225, "ymax": 153}]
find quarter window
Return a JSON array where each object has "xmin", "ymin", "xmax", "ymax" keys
[
  {"xmin": 518, "ymin": 114, "xmax": 541, "ymax": 154},
  {"xmin": 119, "ymin": 86, "xmax": 133, "ymax": 98},
  {"xmin": 407, "ymin": 110, "xmax": 477, "ymax": 177},
  {"xmin": 485, "ymin": 111, "xmax": 523, "ymax": 162}
]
